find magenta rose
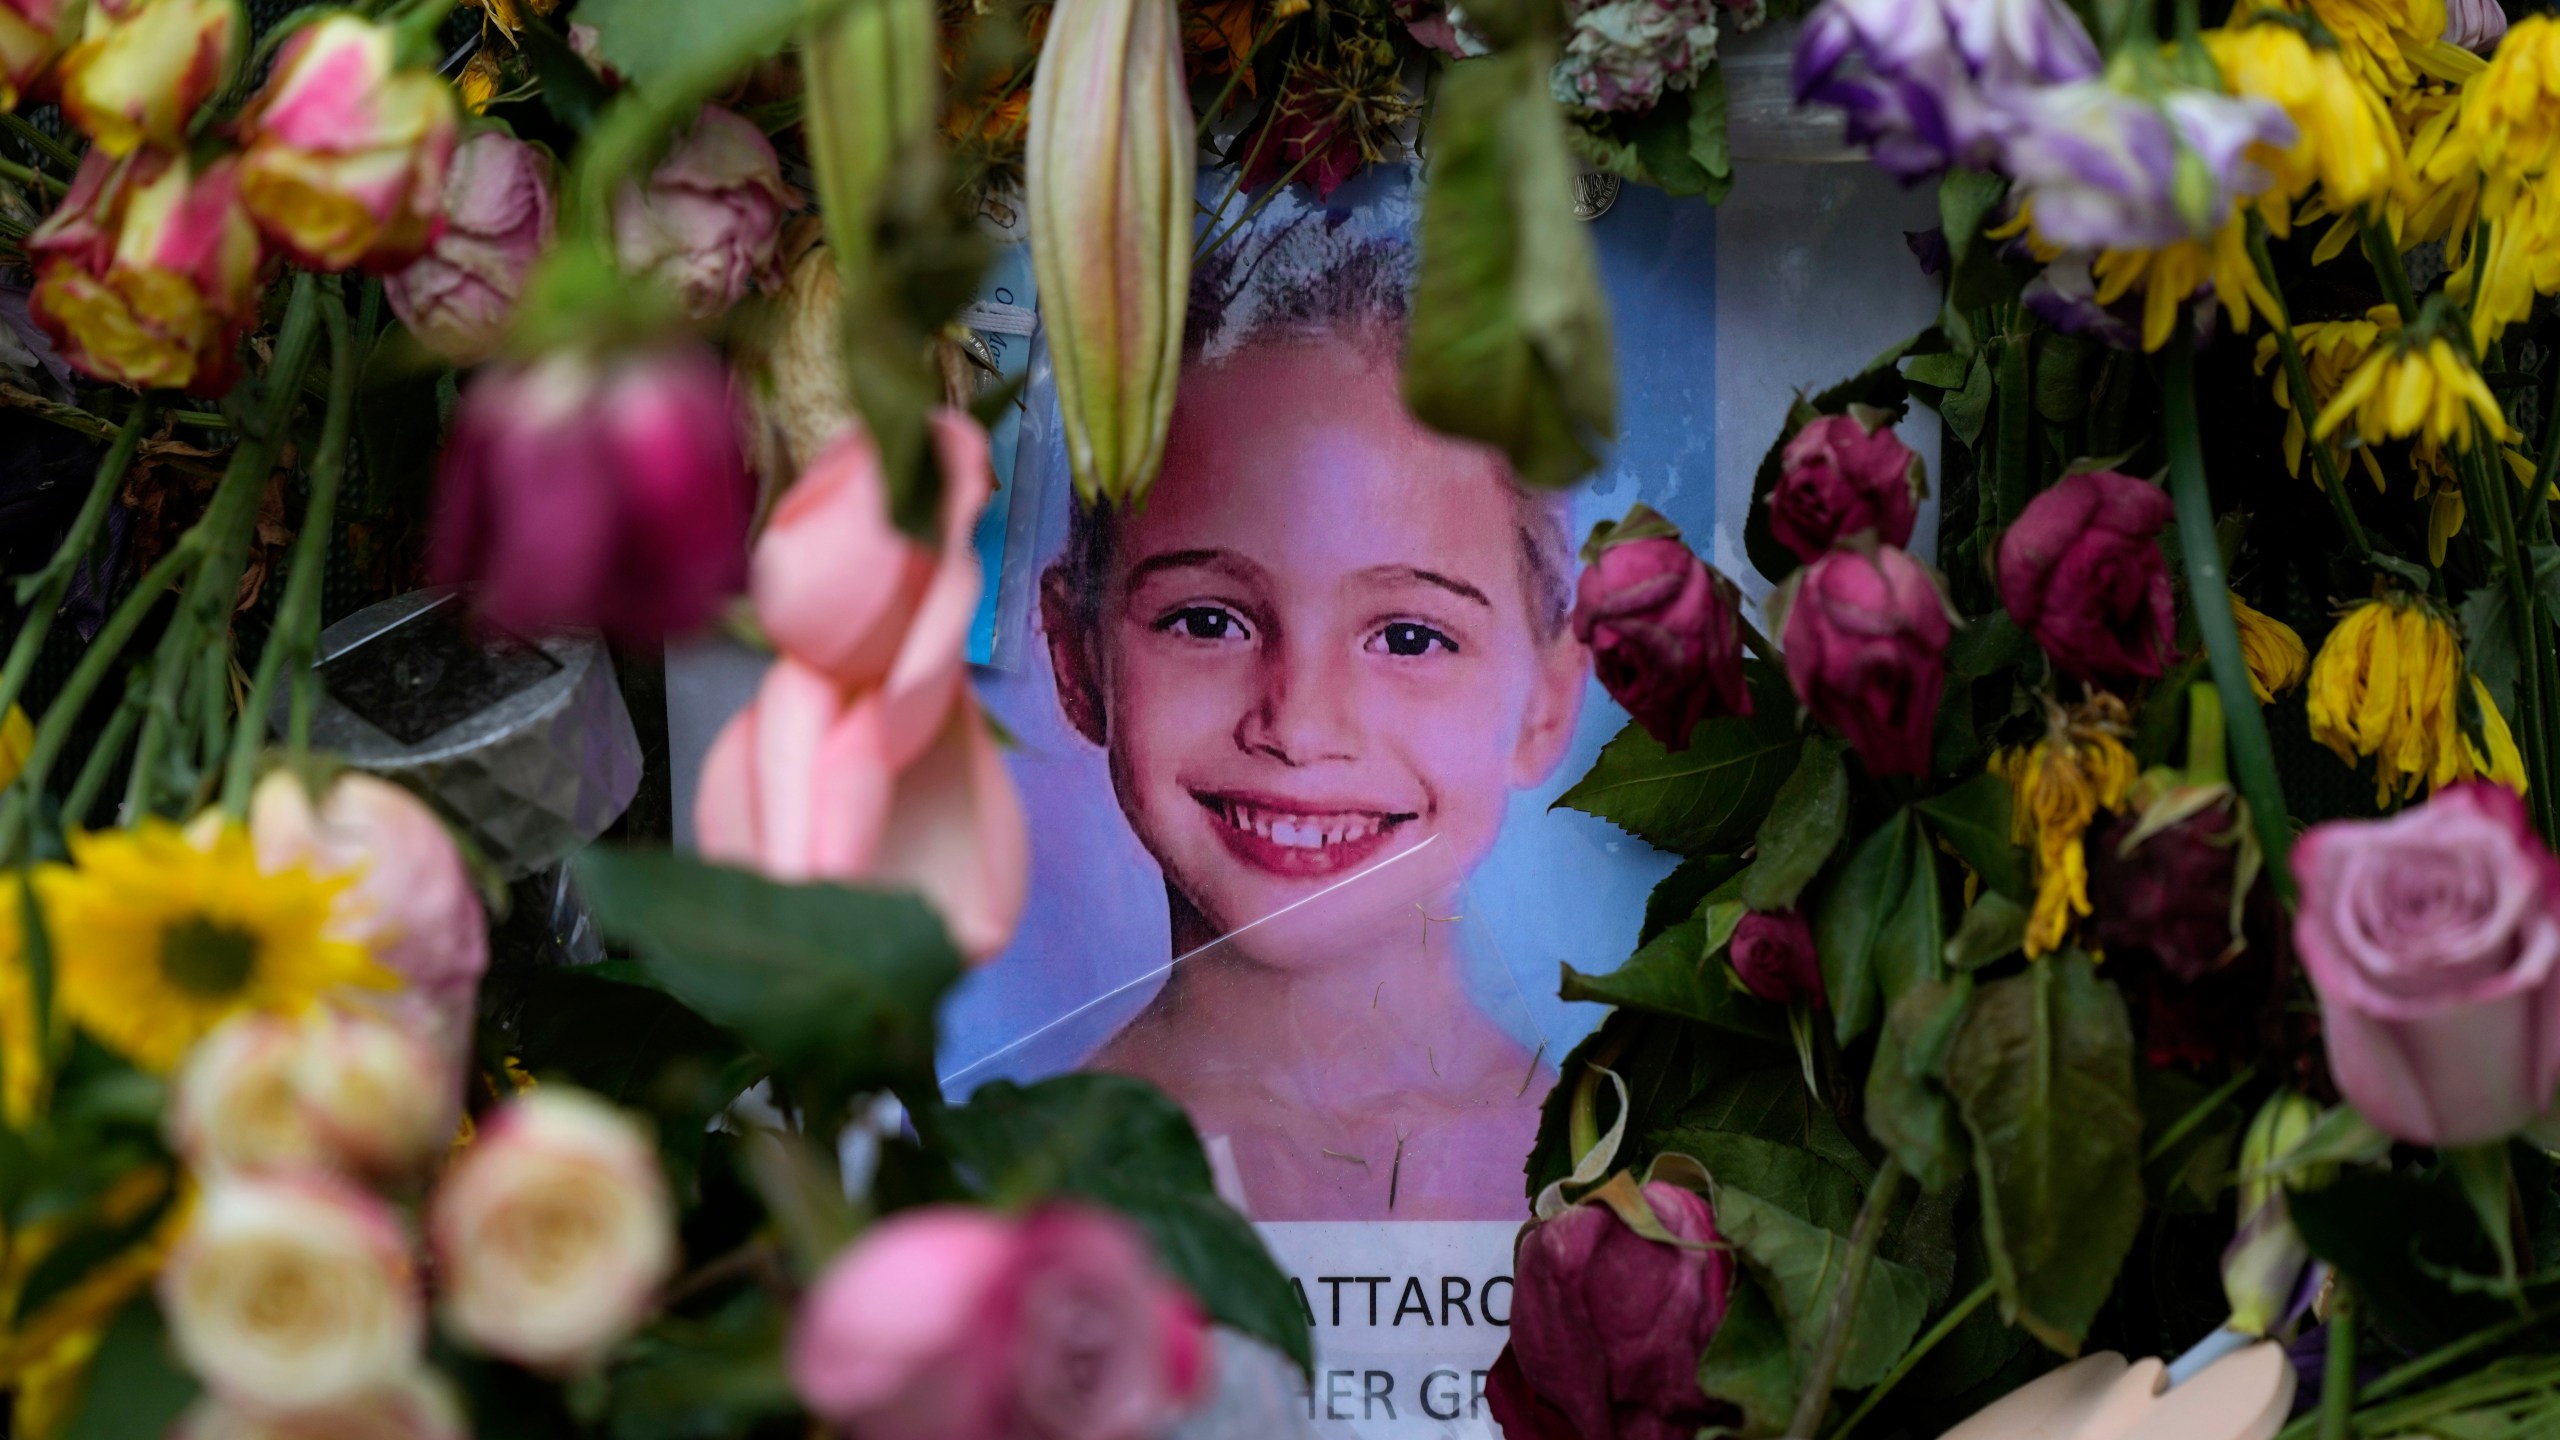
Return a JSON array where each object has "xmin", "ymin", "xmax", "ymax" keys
[
  {"xmin": 1571, "ymin": 520, "xmax": 1751, "ymax": 751},
  {"xmin": 384, "ymin": 130, "xmax": 554, "ymax": 365},
  {"xmin": 612, "ymin": 105, "xmax": 795, "ymax": 320},
  {"xmin": 1780, "ymin": 545, "xmax": 1950, "ymax": 777},
  {"xmin": 1493, "ymin": 1181, "xmax": 1736, "ymax": 1440},
  {"xmin": 790, "ymin": 1203, "xmax": 1214, "ymax": 1440},
  {"xmin": 1769, "ymin": 412, "xmax": 1922, "ymax": 563},
  {"xmin": 2293, "ymin": 783, "xmax": 2560, "ymax": 1146},
  {"xmin": 1732, "ymin": 910, "xmax": 1823, "ymax": 1006},
  {"xmin": 1997, "ymin": 470, "xmax": 2176, "ymax": 687}
]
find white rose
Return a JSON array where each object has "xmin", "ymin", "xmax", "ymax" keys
[
  {"xmin": 171, "ymin": 1009, "xmax": 456, "ymax": 1180},
  {"xmin": 162, "ymin": 1176, "xmax": 424, "ymax": 1411},
  {"xmin": 430, "ymin": 1088, "xmax": 677, "ymax": 1369},
  {"xmin": 173, "ymin": 1368, "xmax": 467, "ymax": 1440}
]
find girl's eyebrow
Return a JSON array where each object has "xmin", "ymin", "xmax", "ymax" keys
[
  {"xmin": 1123, "ymin": 548, "xmax": 1267, "ymax": 588},
  {"xmin": 1355, "ymin": 564, "xmax": 1492, "ymax": 609}
]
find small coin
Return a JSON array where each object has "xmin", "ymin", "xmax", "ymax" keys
[{"xmin": 1571, "ymin": 171, "xmax": 1621, "ymax": 221}]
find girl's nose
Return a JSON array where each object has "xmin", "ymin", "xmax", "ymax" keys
[{"xmin": 1234, "ymin": 640, "xmax": 1360, "ymax": 765}]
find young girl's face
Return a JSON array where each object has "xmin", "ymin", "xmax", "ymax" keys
[{"xmin": 1047, "ymin": 337, "xmax": 1585, "ymax": 952}]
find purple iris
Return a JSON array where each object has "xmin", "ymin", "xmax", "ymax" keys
[{"xmin": 1792, "ymin": 0, "xmax": 2100, "ymax": 179}]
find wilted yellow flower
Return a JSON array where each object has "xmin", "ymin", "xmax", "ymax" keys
[
  {"xmin": 2459, "ymin": 173, "xmax": 2560, "ymax": 349},
  {"xmin": 2389, "ymin": 75, "xmax": 2482, "ymax": 255},
  {"xmin": 460, "ymin": 0, "xmax": 560, "ymax": 39},
  {"xmin": 0, "ymin": 703, "xmax": 28, "ymax": 792},
  {"xmin": 1993, "ymin": 710, "xmax": 2139, "ymax": 958},
  {"xmin": 2432, "ymin": 14, "xmax": 2560, "ymax": 210},
  {"xmin": 2092, "ymin": 214, "xmax": 2280, "ymax": 353},
  {"xmin": 457, "ymin": 46, "xmax": 505, "ymax": 114},
  {"xmin": 2312, "ymin": 331, "xmax": 2516, "ymax": 454},
  {"xmin": 2237, "ymin": 0, "xmax": 2448, "ymax": 94},
  {"xmin": 1, "ymin": 1169, "xmax": 188, "ymax": 1440},
  {"xmin": 2232, "ymin": 592, "xmax": 2309, "ymax": 702},
  {"xmin": 34, "ymin": 820, "xmax": 393, "ymax": 1073},
  {"xmin": 2208, "ymin": 21, "xmax": 2404, "ymax": 216},
  {"xmin": 2306, "ymin": 596, "xmax": 2523, "ymax": 803}
]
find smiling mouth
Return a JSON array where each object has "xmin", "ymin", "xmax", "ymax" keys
[{"xmin": 1194, "ymin": 793, "xmax": 1419, "ymax": 877}]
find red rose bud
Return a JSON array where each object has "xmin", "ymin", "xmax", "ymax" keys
[
  {"xmin": 431, "ymin": 344, "xmax": 751, "ymax": 642},
  {"xmin": 1780, "ymin": 545, "xmax": 1950, "ymax": 777},
  {"xmin": 1571, "ymin": 515, "xmax": 1750, "ymax": 751},
  {"xmin": 1495, "ymin": 1182, "xmax": 1735, "ymax": 1440},
  {"xmin": 1997, "ymin": 470, "xmax": 2177, "ymax": 687},
  {"xmin": 28, "ymin": 146, "xmax": 262, "ymax": 394},
  {"xmin": 2085, "ymin": 802, "xmax": 2246, "ymax": 983},
  {"xmin": 1731, "ymin": 909, "xmax": 1823, "ymax": 1006},
  {"xmin": 1770, "ymin": 411, "xmax": 1922, "ymax": 563},
  {"xmin": 235, "ymin": 13, "xmax": 460, "ymax": 272}
]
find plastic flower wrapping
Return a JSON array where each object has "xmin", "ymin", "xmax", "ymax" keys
[{"xmin": 0, "ymin": 0, "xmax": 2557, "ymax": 1437}]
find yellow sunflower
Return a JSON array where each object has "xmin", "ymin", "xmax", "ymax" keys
[{"xmin": 35, "ymin": 821, "xmax": 393, "ymax": 1074}]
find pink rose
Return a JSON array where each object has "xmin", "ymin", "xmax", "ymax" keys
[
  {"xmin": 56, "ymin": 0, "xmax": 240, "ymax": 157},
  {"xmin": 1493, "ymin": 1182, "xmax": 1735, "ymax": 1440},
  {"xmin": 234, "ymin": 12, "xmax": 458, "ymax": 272},
  {"xmin": 1770, "ymin": 412, "xmax": 1922, "ymax": 563},
  {"xmin": 1997, "ymin": 470, "xmax": 2176, "ymax": 688},
  {"xmin": 0, "ymin": 0, "xmax": 77, "ymax": 109},
  {"xmin": 384, "ymin": 131, "xmax": 554, "ymax": 364},
  {"xmin": 789, "ymin": 1203, "xmax": 1215, "ymax": 1440},
  {"xmin": 173, "ymin": 1369, "xmax": 468, "ymax": 1440},
  {"xmin": 431, "ymin": 343, "xmax": 752, "ymax": 642},
  {"xmin": 170, "ymin": 1007, "xmax": 458, "ymax": 1181},
  {"xmin": 698, "ymin": 415, "xmax": 1029, "ymax": 962},
  {"xmin": 1731, "ymin": 909, "xmax": 1823, "ymax": 1006},
  {"xmin": 2293, "ymin": 783, "xmax": 2560, "ymax": 1146},
  {"xmin": 1571, "ymin": 524, "xmax": 1751, "ymax": 751},
  {"xmin": 612, "ymin": 105, "xmax": 795, "ymax": 319},
  {"xmin": 28, "ymin": 145, "xmax": 264, "ymax": 395},
  {"xmin": 250, "ymin": 770, "xmax": 486, "ymax": 1047},
  {"xmin": 1779, "ymin": 545, "xmax": 1951, "ymax": 777}
]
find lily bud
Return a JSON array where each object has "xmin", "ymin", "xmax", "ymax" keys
[
  {"xmin": 2223, "ymin": 1092, "xmax": 2323, "ymax": 1336},
  {"xmin": 1025, "ymin": 0, "xmax": 1193, "ymax": 505},
  {"xmin": 57, "ymin": 0, "xmax": 241, "ymax": 156},
  {"xmin": 29, "ymin": 146, "xmax": 264, "ymax": 394},
  {"xmin": 0, "ymin": 0, "xmax": 79, "ymax": 110},
  {"xmin": 236, "ymin": 13, "xmax": 460, "ymax": 272}
]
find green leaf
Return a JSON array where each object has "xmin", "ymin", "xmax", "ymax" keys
[
  {"xmin": 608, "ymin": 1292, "xmax": 799, "ymax": 1440},
  {"xmin": 2290, "ymin": 1172, "xmax": 2507, "ymax": 1352},
  {"xmin": 1695, "ymin": 1272, "xmax": 1799, "ymax": 1434},
  {"xmin": 1407, "ymin": 44, "xmax": 1616, "ymax": 489},
  {"xmin": 1742, "ymin": 739, "xmax": 1850, "ymax": 912},
  {"xmin": 1865, "ymin": 977, "xmax": 1974, "ymax": 1194},
  {"xmin": 2460, "ymin": 583, "xmax": 2521, "ymax": 723},
  {"xmin": 1937, "ymin": 168, "xmax": 2008, "ymax": 267},
  {"xmin": 1568, "ymin": 67, "xmax": 1734, "ymax": 202},
  {"xmin": 1668, "ymin": 1129, "xmax": 1862, "ymax": 1233},
  {"xmin": 1813, "ymin": 810, "xmax": 1943, "ymax": 1044},
  {"xmin": 59, "ymin": 1297, "xmax": 196, "ymax": 1440},
  {"xmin": 1642, "ymin": 854, "xmax": 1749, "ymax": 945},
  {"xmin": 1714, "ymin": 1186, "xmax": 1933, "ymax": 1390},
  {"xmin": 1940, "ymin": 351, "xmax": 1995, "ymax": 449},
  {"xmin": 2530, "ymin": 545, "xmax": 2560, "ymax": 628},
  {"xmin": 579, "ymin": 0, "xmax": 816, "ymax": 92},
  {"xmin": 518, "ymin": 16, "xmax": 614, "ymax": 135},
  {"xmin": 1945, "ymin": 892, "xmax": 2029, "ymax": 971},
  {"xmin": 1672, "ymin": 1068, "xmax": 1874, "ymax": 1186},
  {"xmin": 1917, "ymin": 774, "xmax": 2030, "ymax": 901},
  {"xmin": 936, "ymin": 1076, "xmax": 1313, "ymax": 1374},
  {"xmin": 1945, "ymin": 954, "xmax": 2144, "ymax": 1354},
  {"xmin": 573, "ymin": 850, "xmax": 962, "ymax": 1126},
  {"xmin": 2447, "ymin": 1143, "xmax": 2521, "ymax": 1290},
  {"xmin": 1554, "ymin": 669, "xmax": 1800, "ymax": 855},
  {"xmin": 1525, "ymin": 1012, "xmax": 1793, "ymax": 1198},
  {"xmin": 2033, "ymin": 333, "xmax": 2094, "ymax": 424},
  {"xmin": 1946, "ymin": 612, "xmax": 2033, "ymax": 680},
  {"xmin": 1561, "ymin": 915, "xmax": 1784, "ymax": 1040},
  {"xmin": 1902, "ymin": 352, "xmax": 1972, "ymax": 390}
]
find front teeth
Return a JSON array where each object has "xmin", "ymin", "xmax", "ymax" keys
[{"xmin": 1223, "ymin": 803, "xmax": 1385, "ymax": 849}]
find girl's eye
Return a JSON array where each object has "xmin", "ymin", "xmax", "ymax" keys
[
  {"xmin": 1371, "ymin": 622, "xmax": 1458, "ymax": 658},
  {"xmin": 1159, "ymin": 606, "xmax": 1252, "ymax": 642}
]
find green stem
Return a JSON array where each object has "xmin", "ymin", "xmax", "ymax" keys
[
  {"xmin": 2359, "ymin": 214, "xmax": 2419, "ymax": 324},
  {"xmin": 1194, "ymin": 142, "xmax": 1325, "ymax": 263},
  {"xmin": 2166, "ymin": 332, "xmax": 2297, "ymax": 905},
  {"xmin": 1995, "ymin": 327, "xmax": 2034, "ymax": 529},
  {"xmin": 2461, "ymin": 438, "xmax": 2557, "ymax": 838},
  {"xmin": 0, "ymin": 112, "xmax": 82, "ymax": 172},
  {"xmin": 1826, "ymin": 1278, "xmax": 1995, "ymax": 1440},
  {"xmin": 60, "ymin": 680, "xmax": 144, "ymax": 831},
  {"xmin": 2320, "ymin": 1283, "xmax": 2357, "ymax": 1440},
  {"xmin": 222, "ymin": 285, "xmax": 354, "ymax": 812},
  {"xmin": 2184, "ymin": 683, "xmax": 2230, "ymax": 788},
  {"xmin": 2247, "ymin": 218, "xmax": 2373, "ymax": 561},
  {"xmin": 1787, "ymin": 1159, "xmax": 1908, "ymax": 1440},
  {"xmin": 0, "ymin": 154, "xmax": 65, "ymax": 196},
  {"xmin": 0, "ymin": 403, "xmax": 154, "ymax": 729}
]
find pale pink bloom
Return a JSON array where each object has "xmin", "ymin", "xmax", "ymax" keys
[
  {"xmin": 384, "ymin": 131, "xmax": 554, "ymax": 363},
  {"xmin": 56, "ymin": 0, "xmax": 240, "ymax": 156},
  {"xmin": 173, "ymin": 1369, "xmax": 468, "ymax": 1440},
  {"xmin": 790, "ymin": 1203, "xmax": 1215, "ymax": 1440},
  {"xmin": 235, "ymin": 13, "xmax": 458, "ymax": 271},
  {"xmin": 430, "ymin": 1088, "xmax": 677, "ymax": 1371},
  {"xmin": 27, "ymin": 145, "xmax": 264, "ymax": 394},
  {"xmin": 612, "ymin": 105, "xmax": 795, "ymax": 318},
  {"xmin": 169, "ymin": 1008, "xmax": 456, "ymax": 1181}
]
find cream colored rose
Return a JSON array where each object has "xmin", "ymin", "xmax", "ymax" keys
[
  {"xmin": 171, "ymin": 1008, "xmax": 456, "ymax": 1180},
  {"xmin": 162, "ymin": 1176, "xmax": 424, "ymax": 1412},
  {"xmin": 429, "ymin": 1088, "xmax": 677, "ymax": 1369},
  {"xmin": 173, "ymin": 1368, "xmax": 468, "ymax": 1440}
]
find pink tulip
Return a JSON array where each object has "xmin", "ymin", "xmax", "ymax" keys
[
  {"xmin": 612, "ymin": 105, "xmax": 795, "ymax": 319},
  {"xmin": 431, "ymin": 344, "xmax": 752, "ymax": 641},
  {"xmin": 384, "ymin": 131, "xmax": 554, "ymax": 364},
  {"xmin": 56, "ymin": 0, "xmax": 240, "ymax": 156},
  {"xmin": 2293, "ymin": 783, "xmax": 2560, "ymax": 1146},
  {"xmin": 699, "ymin": 412, "xmax": 1028, "ymax": 961},
  {"xmin": 235, "ymin": 13, "xmax": 459, "ymax": 272},
  {"xmin": 28, "ymin": 145, "xmax": 263, "ymax": 394},
  {"xmin": 790, "ymin": 1203, "xmax": 1214, "ymax": 1440},
  {"xmin": 0, "ymin": 0, "xmax": 77, "ymax": 109},
  {"xmin": 1780, "ymin": 544, "xmax": 1952, "ymax": 777}
]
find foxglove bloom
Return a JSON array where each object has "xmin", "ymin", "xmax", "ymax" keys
[
  {"xmin": 1552, "ymin": 0, "xmax": 1721, "ymax": 113},
  {"xmin": 384, "ymin": 131, "xmax": 554, "ymax": 365},
  {"xmin": 1792, "ymin": 0, "xmax": 2098, "ymax": 179},
  {"xmin": 1569, "ymin": 516, "xmax": 1751, "ymax": 750},
  {"xmin": 432, "ymin": 345, "xmax": 751, "ymax": 642},
  {"xmin": 611, "ymin": 105, "xmax": 794, "ymax": 320},
  {"xmin": 1779, "ymin": 544, "xmax": 1951, "ymax": 776},
  {"xmin": 28, "ymin": 146, "xmax": 263, "ymax": 394},
  {"xmin": 235, "ymin": 13, "xmax": 460, "ymax": 272},
  {"xmin": 2003, "ymin": 81, "xmax": 2292, "ymax": 251},
  {"xmin": 1997, "ymin": 469, "xmax": 2176, "ymax": 687},
  {"xmin": 56, "ymin": 0, "xmax": 240, "ymax": 156},
  {"xmin": 0, "ymin": 0, "xmax": 77, "ymax": 109}
]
